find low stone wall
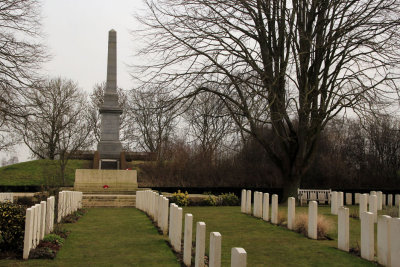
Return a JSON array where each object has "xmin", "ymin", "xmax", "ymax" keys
[{"xmin": 74, "ymin": 169, "xmax": 138, "ymax": 193}]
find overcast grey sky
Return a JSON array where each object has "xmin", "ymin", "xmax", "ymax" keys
[
  {"xmin": 42, "ymin": 0, "xmax": 145, "ymax": 92},
  {"xmin": 2, "ymin": 0, "xmax": 147, "ymax": 162}
]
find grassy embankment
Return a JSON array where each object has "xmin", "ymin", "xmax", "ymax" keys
[{"xmin": 0, "ymin": 160, "xmax": 91, "ymax": 187}]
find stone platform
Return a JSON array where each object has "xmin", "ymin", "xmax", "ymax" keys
[
  {"xmin": 74, "ymin": 169, "xmax": 138, "ymax": 194},
  {"xmin": 82, "ymin": 194, "xmax": 136, "ymax": 207}
]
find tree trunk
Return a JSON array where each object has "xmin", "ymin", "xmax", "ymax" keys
[{"xmin": 280, "ymin": 159, "xmax": 305, "ymax": 203}]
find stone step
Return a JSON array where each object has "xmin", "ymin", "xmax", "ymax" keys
[
  {"xmin": 78, "ymin": 188, "xmax": 152, "ymax": 195},
  {"xmin": 82, "ymin": 194, "xmax": 136, "ymax": 207}
]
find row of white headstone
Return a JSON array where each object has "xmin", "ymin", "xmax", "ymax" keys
[
  {"xmin": 241, "ymin": 190, "xmax": 319, "ymax": 239},
  {"xmin": 23, "ymin": 191, "xmax": 83, "ymax": 260},
  {"xmin": 331, "ymin": 191, "xmax": 400, "ymax": 216},
  {"xmin": 136, "ymin": 190, "xmax": 248, "ymax": 267},
  {"xmin": 57, "ymin": 191, "xmax": 83, "ymax": 223},
  {"xmin": 241, "ymin": 190, "xmax": 280, "ymax": 225},
  {"xmin": 136, "ymin": 190, "xmax": 169, "ymax": 234},
  {"xmin": 333, "ymin": 192, "xmax": 400, "ymax": 266},
  {"xmin": 0, "ymin": 192, "xmax": 13, "ymax": 203},
  {"xmin": 23, "ymin": 196, "xmax": 55, "ymax": 260},
  {"xmin": 337, "ymin": 206, "xmax": 400, "ymax": 266}
]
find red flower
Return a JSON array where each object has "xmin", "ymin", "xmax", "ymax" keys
[{"xmin": 103, "ymin": 185, "xmax": 109, "ymax": 189}]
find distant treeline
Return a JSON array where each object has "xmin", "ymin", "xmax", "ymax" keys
[{"xmin": 137, "ymin": 117, "xmax": 400, "ymax": 190}]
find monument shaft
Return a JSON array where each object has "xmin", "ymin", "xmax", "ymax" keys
[{"xmin": 97, "ymin": 29, "xmax": 123, "ymax": 161}]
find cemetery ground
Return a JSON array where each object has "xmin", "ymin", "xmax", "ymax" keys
[
  {"xmin": 0, "ymin": 208, "xmax": 179, "ymax": 266},
  {"xmin": 1, "ymin": 204, "xmax": 390, "ymax": 266}
]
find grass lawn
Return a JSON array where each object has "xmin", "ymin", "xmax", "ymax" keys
[
  {"xmin": 0, "ymin": 160, "xmax": 91, "ymax": 187},
  {"xmin": 183, "ymin": 205, "xmax": 376, "ymax": 266},
  {"xmin": 0, "ymin": 208, "xmax": 179, "ymax": 267}
]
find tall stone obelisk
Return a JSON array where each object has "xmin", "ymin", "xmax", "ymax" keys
[{"xmin": 97, "ymin": 29, "xmax": 123, "ymax": 163}]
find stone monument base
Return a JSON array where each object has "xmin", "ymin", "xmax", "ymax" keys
[{"xmin": 74, "ymin": 169, "xmax": 138, "ymax": 194}]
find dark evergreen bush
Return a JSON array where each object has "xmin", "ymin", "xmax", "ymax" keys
[{"xmin": 0, "ymin": 202, "xmax": 26, "ymax": 253}]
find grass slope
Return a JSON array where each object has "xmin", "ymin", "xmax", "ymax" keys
[
  {"xmin": 0, "ymin": 208, "xmax": 179, "ymax": 267},
  {"xmin": 0, "ymin": 159, "xmax": 91, "ymax": 187},
  {"xmin": 183, "ymin": 206, "xmax": 375, "ymax": 266}
]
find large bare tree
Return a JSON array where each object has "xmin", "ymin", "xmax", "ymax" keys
[
  {"xmin": 134, "ymin": 0, "xmax": 400, "ymax": 198},
  {"xmin": 0, "ymin": 0, "xmax": 47, "ymax": 151},
  {"xmin": 14, "ymin": 78, "xmax": 93, "ymax": 185}
]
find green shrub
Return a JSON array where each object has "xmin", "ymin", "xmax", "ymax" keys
[
  {"xmin": 15, "ymin": 196, "xmax": 35, "ymax": 207},
  {"xmin": 53, "ymin": 225, "xmax": 70, "ymax": 239},
  {"xmin": 0, "ymin": 202, "xmax": 26, "ymax": 253},
  {"xmin": 218, "ymin": 193, "xmax": 239, "ymax": 206},
  {"xmin": 29, "ymin": 247, "xmax": 56, "ymax": 259},
  {"xmin": 204, "ymin": 195, "xmax": 217, "ymax": 206},
  {"xmin": 43, "ymin": 234, "xmax": 64, "ymax": 246},
  {"xmin": 169, "ymin": 190, "xmax": 189, "ymax": 206}
]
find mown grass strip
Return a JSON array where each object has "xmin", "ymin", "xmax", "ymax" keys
[
  {"xmin": 0, "ymin": 208, "xmax": 180, "ymax": 267},
  {"xmin": 183, "ymin": 206, "xmax": 375, "ymax": 266}
]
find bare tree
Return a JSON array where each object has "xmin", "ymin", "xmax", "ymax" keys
[
  {"xmin": 14, "ymin": 78, "xmax": 93, "ymax": 185},
  {"xmin": 0, "ymin": 120, "xmax": 18, "ymax": 151},
  {"xmin": 184, "ymin": 92, "xmax": 234, "ymax": 163},
  {"xmin": 134, "ymin": 0, "xmax": 400, "ymax": 198},
  {"xmin": 0, "ymin": 0, "xmax": 47, "ymax": 119},
  {"xmin": 125, "ymin": 87, "xmax": 178, "ymax": 160}
]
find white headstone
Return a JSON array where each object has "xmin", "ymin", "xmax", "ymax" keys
[
  {"xmin": 35, "ymin": 204, "xmax": 41, "ymax": 246},
  {"xmin": 162, "ymin": 197, "xmax": 169, "ymax": 234},
  {"xmin": 338, "ymin": 207, "xmax": 349, "ymax": 252},
  {"xmin": 241, "ymin": 189, "xmax": 246, "ymax": 213},
  {"xmin": 359, "ymin": 194, "xmax": 368, "ymax": 218},
  {"xmin": 390, "ymin": 217, "xmax": 400, "ymax": 267},
  {"xmin": 382, "ymin": 194, "xmax": 386, "ymax": 207},
  {"xmin": 246, "ymin": 190, "xmax": 251, "ymax": 214},
  {"xmin": 253, "ymin": 191, "xmax": 258, "ymax": 217},
  {"xmin": 370, "ymin": 191, "xmax": 377, "ymax": 196},
  {"xmin": 40, "ymin": 201, "xmax": 46, "ymax": 240},
  {"xmin": 395, "ymin": 194, "xmax": 400, "ymax": 207},
  {"xmin": 345, "ymin": 193, "xmax": 352, "ymax": 205},
  {"xmin": 256, "ymin": 192, "xmax": 263, "ymax": 218},
  {"xmin": 209, "ymin": 232, "xmax": 221, "ymax": 267},
  {"xmin": 195, "ymin": 222, "xmax": 206, "ymax": 267},
  {"xmin": 388, "ymin": 194, "xmax": 393, "ymax": 207},
  {"xmin": 271, "ymin": 194, "xmax": 278, "ymax": 224},
  {"xmin": 262, "ymin": 193, "xmax": 269, "ymax": 222},
  {"xmin": 355, "ymin": 193, "xmax": 360, "ymax": 204},
  {"xmin": 168, "ymin": 203, "xmax": 176, "ymax": 242},
  {"xmin": 287, "ymin": 197, "xmax": 295, "ymax": 230},
  {"xmin": 231, "ymin": 247, "xmax": 247, "ymax": 267},
  {"xmin": 338, "ymin": 191, "xmax": 344, "ymax": 208},
  {"xmin": 331, "ymin": 191, "xmax": 338, "ymax": 215},
  {"xmin": 377, "ymin": 215, "xmax": 391, "ymax": 266},
  {"xmin": 23, "ymin": 208, "xmax": 33, "ymax": 260},
  {"xmin": 369, "ymin": 194, "xmax": 378, "ymax": 223},
  {"xmin": 377, "ymin": 191, "xmax": 382, "ymax": 210},
  {"xmin": 308, "ymin": 201, "xmax": 318, "ymax": 240},
  {"xmin": 174, "ymin": 207, "xmax": 183, "ymax": 252},
  {"xmin": 361, "ymin": 212, "xmax": 374, "ymax": 261},
  {"xmin": 183, "ymin": 213, "xmax": 193, "ymax": 267},
  {"xmin": 57, "ymin": 191, "xmax": 63, "ymax": 223}
]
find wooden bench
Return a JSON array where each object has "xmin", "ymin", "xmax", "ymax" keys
[{"xmin": 297, "ymin": 189, "xmax": 331, "ymax": 206}]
